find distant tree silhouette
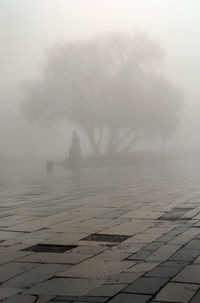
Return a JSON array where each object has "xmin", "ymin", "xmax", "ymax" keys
[{"xmin": 23, "ymin": 32, "xmax": 181, "ymax": 155}]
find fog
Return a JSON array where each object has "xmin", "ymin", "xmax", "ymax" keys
[
  {"xmin": 1, "ymin": 0, "xmax": 200, "ymax": 161},
  {"xmin": 2, "ymin": 3, "xmax": 200, "ymax": 300}
]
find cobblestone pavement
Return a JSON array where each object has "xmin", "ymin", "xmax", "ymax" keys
[{"xmin": 1, "ymin": 158, "xmax": 200, "ymax": 302}]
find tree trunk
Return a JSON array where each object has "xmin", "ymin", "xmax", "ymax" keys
[
  {"xmin": 106, "ymin": 129, "xmax": 118, "ymax": 154},
  {"xmin": 85, "ymin": 128, "xmax": 100, "ymax": 156}
]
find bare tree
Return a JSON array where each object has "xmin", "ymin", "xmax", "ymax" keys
[{"xmin": 23, "ymin": 32, "xmax": 181, "ymax": 155}]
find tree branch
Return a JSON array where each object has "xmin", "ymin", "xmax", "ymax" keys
[
  {"xmin": 119, "ymin": 128, "xmax": 134, "ymax": 143},
  {"xmin": 113, "ymin": 132, "xmax": 120, "ymax": 152},
  {"xmin": 84, "ymin": 125, "xmax": 100, "ymax": 156},
  {"xmin": 97, "ymin": 124, "xmax": 103, "ymax": 147},
  {"xmin": 118, "ymin": 132, "xmax": 142, "ymax": 153}
]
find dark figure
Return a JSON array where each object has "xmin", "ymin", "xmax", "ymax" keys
[{"xmin": 69, "ymin": 131, "xmax": 81, "ymax": 168}]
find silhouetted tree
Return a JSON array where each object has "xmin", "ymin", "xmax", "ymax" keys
[{"xmin": 23, "ymin": 32, "xmax": 181, "ymax": 155}]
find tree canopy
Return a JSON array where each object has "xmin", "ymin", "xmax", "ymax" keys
[{"xmin": 23, "ymin": 32, "xmax": 181, "ymax": 155}]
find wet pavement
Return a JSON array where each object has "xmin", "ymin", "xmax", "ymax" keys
[{"xmin": 1, "ymin": 157, "xmax": 200, "ymax": 302}]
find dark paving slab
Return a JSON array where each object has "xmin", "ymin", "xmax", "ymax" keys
[
  {"xmin": 159, "ymin": 209, "xmax": 193, "ymax": 221},
  {"xmin": 106, "ymin": 293, "xmax": 151, "ymax": 303},
  {"xmin": 194, "ymin": 234, "xmax": 200, "ymax": 240},
  {"xmin": 106, "ymin": 272, "xmax": 142, "ymax": 284},
  {"xmin": 144, "ymin": 266, "xmax": 182, "ymax": 278},
  {"xmin": 86, "ymin": 284, "xmax": 126, "ymax": 297},
  {"xmin": 1, "ymin": 294, "xmax": 36, "ymax": 303},
  {"xmin": 2, "ymin": 264, "xmax": 67, "ymax": 289},
  {"xmin": 122, "ymin": 277, "xmax": 169, "ymax": 295},
  {"xmin": 51, "ymin": 296, "xmax": 108, "ymax": 302},
  {"xmin": 126, "ymin": 250, "xmax": 152, "ymax": 261},
  {"xmin": 25, "ymin": 278, "xmax": 104, "ymax": 296},
  {"xmin": 185, "ymin": 239, "xmax": 200, "ymax": 250},
  {"xmin": 143, "ymin": 242, "xmax": 164, "ymax": 251},
  {"xmin": 189, "ymin": 289, "xmax": 200, "ymax": 302},
  {"xmin": 22, "ymin": 244, "xmax": 78, "ymax": 253},
  {"xmin": 82, "ymin": 234, "xmax": 130, "ymax": 243},
  {"xmin": 156, "ymin": 225, "xmax": 190, "ymax": 243},
  {"xmin": 159, "ymin": 260, "xmax": 190, "ymax": 267},
  {"xmin": 169, "ymin": 248, "xmax": 200, "ymax": 261}
]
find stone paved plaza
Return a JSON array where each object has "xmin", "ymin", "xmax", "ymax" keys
[{"xmin": 1, "ymin": 157, "xmax": 200, "ymax": 302}]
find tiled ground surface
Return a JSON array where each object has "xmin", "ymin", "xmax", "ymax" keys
[{"xmin": 1, "ymin": 158, "xmax": 200, "ymax": 302}]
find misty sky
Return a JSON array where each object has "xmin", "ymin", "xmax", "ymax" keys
[{"xmin": 0, "ymin": 0, "xmax": 200, "ymax": 159}]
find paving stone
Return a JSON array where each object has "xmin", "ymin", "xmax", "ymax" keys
[
  {"xmin": 0, "ymin": 287, "xmax": 21, "ymax": 300},
  {"xmin": 7, "ymin": 220, "xmax": 51, "ymax": 232},
  {"xmin": 86, "ymin": 284, "xmax": 125, "ymax": 296},
  {"xmin": 182, "ymin": 209, "xmax": 200, "ymax": 219},
  {"xmin": 1, "ymin": 294, "xmax": 36, "ymax": 303},
  {"xmin": 167, "ymin": 225, "xmax": 189, "ymax": 235},
  {"xmin": 146, "ymin": 245, "xmax": 180, "ymax": 261},
  {"xmin": 51, "ymin": 296, "xmax": 108, "ymax": 302},
  {"xmin": 3, "ymin": 264, "xmax": 67, "ymax": 289},
  {"xmin": 43, "ymin": 233, "xmax": 86, "ymax": 245},
  {"xmin": 169, "ymin": 248, "xmax": 200, "ymax": 261},
  {"xmin": 57, "ymin": 259, "xmax": 134, "ymax": 279},
  {"xmin": 155, "ymin": 234, "xmax": 176, "ymax": 243},
  {"xmin": 0, "ymin": 250, "xmax": 31, "ymax": 266},
  {"xmin": 126, "ymin": 250, "xmax": 152, "ymax": 261},
  {"xmin": 160, "ymin": 210, "xmax": 182, "ymax": 220},
  {"xmin": 143, "ymin": 226, "xmax": 174, "ymax": 234},
  {"xmin": 125, "ymin": 262, "xmax": 159, "ymax": 273},
  {"xmin": 156, "ymin": 225, "xmax": 189, "ymax": 243},
  {"xmin": 113, "ymin": 242, "xmax": 146, "ymax": 254},
  {"xmin": 90, "ymin": 248, "xmax": 131, "ymax": 262},
  {"xmin": 107, "ymin": 293, "xmax": 151, "ymax": 303},
  {"xmin": 159, "ymin": 209, "xmax": 191, "ymax": 221},
  {"xmin": 74, "ymin": 240, "xmax": 117, "ymax": 248},
  {"xmin": 35, "ymin": 296, "xmax": 55, "ymax": 303},
  {"xmin": 96, "ymin": 210, "xmax": 129, "ymax": 219},
  {"xmin": 82, "ymin": 234, "xmax": 130, "ymax": 243},
  {"xmin": 159, "ymin": 260, "xmax": 189, "ymax": 267},
  {"xmin": 124, "ymin": 233, "xmax": 161, "ymax": 244},
  {"xmin": 190, "ymin": 289, "xmax": 200, "ymax": 303},
  {"xmin": 22, "ymin": 243, "xmax": 78, "ymax": 253},
  {"xmin": 144, "ymin": 266, "xmax": 181, "ymax": 278},
  {"xmin": 99, "ymin": 220, "xmax": 154, "ymax": 236},
  {"xmin": 0, "ymin": 231, "xmax": 21, "ymax": 241},
  {"xmin": 0, "ymin": 262, "xmax": 39, "ymax": 283},
  {"xmin": 105, "ymin": 272, "xmax": 143, "ymax": 284},
  {"xmin": 184, "ymin": 239, "xmax": 200, "ymax": 250},
  {"xmin": 143, "ymin": 242, "xmax": 163, "ymax": 251},
  {"xmin": 17, "ymin": 251, "xmax": 92, "ymax": 265},
  {"xmin": 155, "ymin": 282, "xmax": 199, "ymax": 302},
  {"xmin": 122, "ymin": 277, "xmax": 168, "ymax": 294},
  {"xmin": 172, "ymin": 264, "xmax": 200, "ymax": 283},
  {"xmin": 121, "ymin": 209, "xmax": 164, "ymax": 220},
  {"xmin": 66, "ymin": 245, "xmax": 106, "ymax": 256},
  {"xmin": 26, "ymin": 278, "xmax": 103, "ymax": 296},
  {"xmin": 195, "ymin": 232, "xmax": 200, "ymax": 239},
  {"xmin": 168, "ymin": 228, "xmax": 200, "ymax": 245}
]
